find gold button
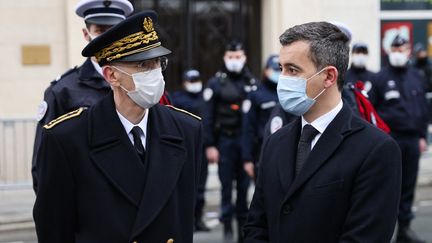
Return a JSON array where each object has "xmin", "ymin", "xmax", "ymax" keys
[
  {"xmin": 167, "ymin": 239, "xmax": 174, "ymax": 243},
  {"xmin": 133, "ymin": 241, "xmax": 138, "ymax": 243}
]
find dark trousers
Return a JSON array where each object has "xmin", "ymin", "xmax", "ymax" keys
[
  {"xmin": 217, "ymin": 135, "xmax": 250, "ymax": 223},
  {"xmin": 195, "ymin": 153, "xmax": 208, "ymax": 221},
  {"xmin": 392, "ymin": 133, "xmax": 421, "ymax": 227}
]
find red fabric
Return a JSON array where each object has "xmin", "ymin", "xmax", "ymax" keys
[
  {"xmin": 159, "ymin": 91, "xmax": 171, "ymax": 105},
  {"xmin": 353, "ymin": 81, "xmax": 391, "ymax": 133}
]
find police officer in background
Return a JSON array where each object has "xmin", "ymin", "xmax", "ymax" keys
[
  {"xmin": 369, "ymin": 35, "xmax": 428, "ymax": 243},
  {"xmin": 31, "ymin": 0, "xmax": 134, "ymax": 192},
  {"xmin": 171, "ymin": 69, "xmax": 210, "ymax": 232},
  {"xmin": 203, "ymin": 41, "xmax": 257, "ymax": 242},
  {"xmin": 242, "ymin": 55, "xmax": 279, "ymax": 180},
  {"xmin": 345, "ymin": 42, "xmax": 376, "ymax": 91},
  {"xmin": 413, "ymin": 43, "xmax": 432, "ymax": 123}
]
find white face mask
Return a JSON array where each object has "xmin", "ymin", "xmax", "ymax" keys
[
  {"xmin": 351, "ymin": 54, "xmax": 368, "ymax": 68},
  {"xmin": 112, "ymin": 66, "xmax": 165, "ymax": 109},
  {"xmin": 225, "ymin": 58, "xmax": 246, "ymax": 73},
  {"xmin": 389, "ymin": 52, "xmax": 409, "ymax": 67},
  {"xmin": 184, "ymin": 81, "xmax": 202, "ymax": 93}
]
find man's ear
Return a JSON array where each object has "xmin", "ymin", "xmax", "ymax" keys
[
  {"xmin": 82, "ymin": 28, "xmax": 91, "ymax": 42},
  {"xmin": 102, "ymin": 66, "xmax": 120, "ymax": 87},
  {"xmin": 323, "ymin": 66, "xmax": 338, "ymax": 88}
]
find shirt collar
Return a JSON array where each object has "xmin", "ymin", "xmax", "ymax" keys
[
  {"xmin": 116, "ymin": 109, "xmax": 149, "ymax": 138},
  {"xmin": 301, "ymin": 100, "xmax": 343, "ymax": 134},
  {"xmin": 91, "ymin": 59, "xmax": 104, "ymax": 77}
]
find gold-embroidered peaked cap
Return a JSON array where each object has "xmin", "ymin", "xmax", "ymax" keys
[{"xmin": 82, "ymin": 10, "xmax": 171, "ymax": 66}]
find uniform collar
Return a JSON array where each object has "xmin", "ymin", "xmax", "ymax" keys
[{"xmin": 78, "ymin": 58, "xmax": 110, "ymax": 89}]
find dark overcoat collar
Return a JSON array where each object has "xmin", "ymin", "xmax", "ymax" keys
[{"xmin": 277, "ymin": 103, "xmax": 365, "ymax": 199}]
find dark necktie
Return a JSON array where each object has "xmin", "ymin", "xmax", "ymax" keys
[
  {"xmin": 131, "ymin": 126, "xmax": 146, "ymax": 163},
  {"xmin": 295, "ymin": 124, "xmax": 319, "ymax": 176}
]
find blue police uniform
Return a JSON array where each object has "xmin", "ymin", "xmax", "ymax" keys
[
  {"xmin": 345, "ymin": 66, "xmax": 376, "ymax": 85},
  {"xmin": 369, "ymin": 64, "xmax": 428, "ymax": 229},
  {"xmin": 32, "ymin": 0, "xmax": 134, "ymax": 192},
  {"xmin": 203, "ymin": 67, "xmax": 257, "ymax": 230},
  {"xmin": 32, "ymin": 59, "xmax": 111, "ymax": 191},
  {"xmin": 172, "ymin": 90, "xmax": 204, "ymax": 117},
  {"xmin": 241, "ymin": 79, "xmax": 278, "ymax": 164}
]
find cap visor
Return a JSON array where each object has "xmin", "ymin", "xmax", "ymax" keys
[
  {"xmin": 115, "ymin": 46, "xmax": 172, "ymax": 62},
  {"xmin": 85, "ymin": 16, "xmax": 124, "ymax": 26}
]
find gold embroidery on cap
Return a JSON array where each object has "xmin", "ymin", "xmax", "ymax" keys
[
  {"xmin": 143, "ymin": 17, "xmax": 154, "ymax": 32},
  {"xmin": 95, "ymin": 31, "xmax": 159, "ymax": 62}
]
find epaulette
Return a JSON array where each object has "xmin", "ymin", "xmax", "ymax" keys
[
  {"xmin": 51, "ymin": 66, "xmax": 78, "ymax": 84},
  {"xmin": 43, "ymin": 107, "xmax": 85, "ymax": 129},
  {"xmin": 166, "ymin": 105, "xmax": 201, "ymax": 121}
]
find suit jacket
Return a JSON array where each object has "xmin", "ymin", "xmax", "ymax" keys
[
  {"xmin": 33, "ymin": 93, "xmax": 202, "ymax": 243},
  {"xmin": 244, "ymin": 104, "xmax": 401, "ymax": 243}
]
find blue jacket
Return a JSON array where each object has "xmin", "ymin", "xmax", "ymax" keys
[
  {"xmin": 241, "ymin": 80, "xmax": 278, "ymax": 162},
  {"xmin": 369, "ymin": 65, "xmax": 428, "ymax": 137}
]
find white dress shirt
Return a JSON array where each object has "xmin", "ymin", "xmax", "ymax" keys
[
  {"xmin": 116, "ymin": 110, "xmax": 149, "ymax": 149},
  {"xmin": 301, "ymin": 100, "xmax": 343, "ymax": 149}
]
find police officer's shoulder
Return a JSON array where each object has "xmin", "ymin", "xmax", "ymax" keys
[
  {"xmin": 50, "ymin": 66, "xmax": 79, "ymax": 86},
  {"xmin": 43, "ymin": 107, "xmax": 86, "ymax": 130},
  {"xmin": 166, "ymin": 105, "xmax": 201, "ymax": 121}
]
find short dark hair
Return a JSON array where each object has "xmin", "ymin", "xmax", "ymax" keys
[{"xmin": 279, "ymin": 22, "xmax": 350, "ymax": 90}]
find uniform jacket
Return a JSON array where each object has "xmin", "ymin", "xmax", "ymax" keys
[
  {"xmin": 32, "ymin": 58, "xmax": 110, "ymax": 191},
  {"xmin": 244, "ymin": 103, "xmax": 401, "ymax": 243},
  {"xmin": 33, "ymin": 93, "xmax": 202, "ymax": 243},
  {"xmin": 241, "ymin": 80, "xmax": 278, "ymax": 162},
  {"xmin": 171, "ymin": 90, "xmax": 204, "ymax": 117},
  {"xmin": 202, "ymin": 68, "xmax": 257, "ymax": 146},
  {"xmin": 369, "ymin": 65, "xmax": 428, "ymax": 138}
]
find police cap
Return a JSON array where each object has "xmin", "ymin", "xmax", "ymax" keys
[
  {"xmin": 391, "ymin": 35, "xmax": 409, "ymax": 47},
  {"xmin": 265, "ymin": 55, "xmax": 280, "ymax": 71},
  {"xmin": 183, "ymin": 69, "xmax": 201, "ymax": 81},
  {"xmin": 82, "ymin": 11, "xmax": 172, "ymax": 66},
  {"xmin": 226, "ymin": 40, "xmax": 244, "ymax": 51},
  {"xmin": 352, "ymin": 42, "xmax": 368, "ymax": 53},
  {"xmin": 75, "ymin": 0, "xmax": 134, "ymax": 26}
]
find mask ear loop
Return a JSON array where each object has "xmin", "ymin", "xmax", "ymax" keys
[
  {"xmin": 110, "ymin": 65, "xmax": 133, "ymax": 92},
  {"xmin": 307, "ymin": 67, "xmax": 329, "ymax": 100}
]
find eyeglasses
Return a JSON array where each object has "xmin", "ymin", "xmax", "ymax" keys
[{"xmin": 136, "ymin": 56, "xmax": 168, "ymax": 72}]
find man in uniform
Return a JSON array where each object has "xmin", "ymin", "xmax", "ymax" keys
[
  {"xmin": 244, "ymin": 21, "xmax": 401, "ymax": 242},
  {"xmin": 369, "ymin": 35, "xmax": 428, "ymax": 243},
  {"xmin": 31, "ymin": 0, "xmax": 134, "ymax": 192},
  {"xmin": 242, "ymin": 55, "xmax": 279, "ymax": 180},
  {"xmin": 171, "ymin": 69, "xmax": 210, "ymax": 232},
  {"xmin": 33, "ymin": 11, "xmax": 203, "ymax": 243},
  {"xmin": 203, "ymin": 41, "xmax": 257, "ymax": 242},
  {"xmin": 345, "ymin": 42, "xmax": 376, "ymax": 91}
]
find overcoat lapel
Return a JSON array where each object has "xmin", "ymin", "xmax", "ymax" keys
[
  {"xmin": 283, "ymin": 105, "xmax": 364, "ymax": 201},
  {"xmin": 277, "ymin": 118, "xmax": 301, "ymax": 193},
  {"xmin": 89, "ymin": 93, "xmax": 146, "ymax": 207},
  {"xmin": 130, "ymin": 105, "xmax": 187, "ymax": 239}
]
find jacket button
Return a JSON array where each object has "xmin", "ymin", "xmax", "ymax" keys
[
  {"xmin": 132, "ymin": 241, "xmax": 138, "ymax": 243},
  {"xmin": 167, "ymin": 239, "xmax": 174, "ymax": 243},
  {"xmin": 282, "ymin": 203, "xmax": 293, "ymax": 214}
]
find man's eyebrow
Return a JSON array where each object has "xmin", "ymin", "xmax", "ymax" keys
[{"xmin": 282, "ymin": 62, "xmax": 303, "ymax": 71}]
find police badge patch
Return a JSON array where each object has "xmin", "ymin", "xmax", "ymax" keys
[
  {"xmin": 242, "ymin": 99, "xmax": 252, "ymax": 113},
  {"xmin": 270, "ymin": 116, "xmax": 283, "ymax": 134},
  {"xmin": 36, "ymin": 101, "xmax": 48, "ymax": 121},
  {"xmin": 203, "ymin": 88, "xmax": 213, "ymax": 101}
]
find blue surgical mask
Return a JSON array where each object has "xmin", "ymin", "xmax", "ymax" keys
[
  {"xmin": 277, "ymin": 68, "xmax": 327, "ymax": 116},
  {"xmin": 269, "ymin": 71, "xmax": 281, "ymax": 83}
]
